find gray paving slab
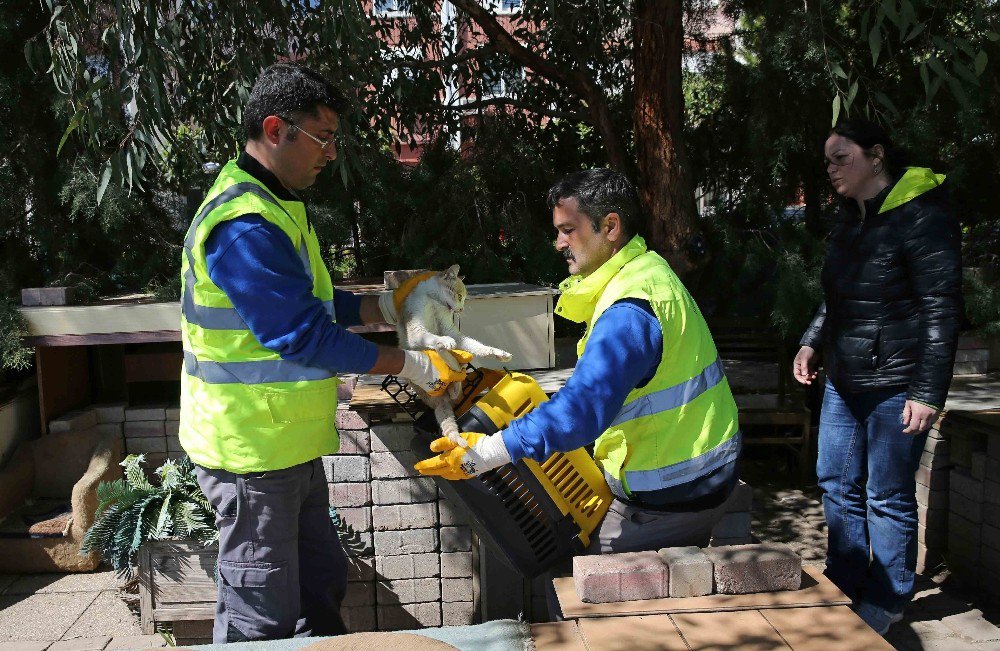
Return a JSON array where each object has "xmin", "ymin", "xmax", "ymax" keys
[
  {"xmin": 0, "ymin": 592, "xmax": 98, "ymax": 642},
  {"xmin": 47, "ymin": 637, "xmax": 111, "ymax": 651},
  {"xmin": 104, "ymin": 636, "xmax": 166, "ymax": 650},
  {"xmin": 62, "ymin": 592, "xmax": 141, "ymax": 640},
  {"xmin": 5, "ymin": 573, "xmax": 118, "ymax": 596},
  {"xmin": 942, "ymin": 610, "xmax": 1000, "ymax": 643},
  {"xmin": 0, "ymin": 642, "xmax": 52, "ymax": 650}
]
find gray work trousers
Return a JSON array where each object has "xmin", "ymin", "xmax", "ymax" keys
[
  {"xmin": 585, "ymin": 497, "xmax": 730, "ymax": 553},
  {"xmin": 196, "ymin": 459, "xmax": 348, "ymax": 643}
]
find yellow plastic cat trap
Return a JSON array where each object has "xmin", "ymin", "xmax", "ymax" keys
[{"xmin": 384, "ymin": 366, "xmax": 612, "ymax": 577}]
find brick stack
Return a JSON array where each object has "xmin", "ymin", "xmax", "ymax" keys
[
  {"xmin": 328, "ymin": 408, "xmax": 477, "ymax": 631},
  {"xmin": 940, "ymin": 411, "xmax": 1000, "ymax": 603},
  {"xmin": 574, "ymin": 543, "xmax": 801, "ymax": 603},
  {"xmin": 709, "ymin": 480, "xmax": 753, "ymax": 545},
  {"xmin": 120, "ymin": 404, "xmax": 183, "ymax": 471},
  {"xmin": 48, "ymin": 407, "xmax": 98, "ymax": 436},
  {"xmin": 916, "ymin": 418, "xmax": 951, "ymax": 573}
]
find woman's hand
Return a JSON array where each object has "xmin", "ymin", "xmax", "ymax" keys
[
  {"xmin": 902, "ymin": 400, "xmax": 940, "ymax": 435},
  {"xmin": 793, "ymin": 346, "xmax": 819, "ymax": 385}
]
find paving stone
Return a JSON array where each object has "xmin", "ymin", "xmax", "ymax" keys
[
  {"xmin": 164, "ymin": 406, "xmax": 180, "ymax": 421},
  {"xmin": 48, "ymin": 409, "xmax": 97, "ymax": 433},
  {"xmin": 370, "ymin": 451, "xmax": 421, "ymax": 479},
  {"xmin": 916, "ymin": 483, "xmax": 949, "ymax": 509},
  {"xmin": 22, "ymin": 286, "xmax": 75, "ymax": 307},
  {"xmin": 0, "ymin": 642, "xmax": 52, "ymax": 650},
  {"xmin": 123, "ymin": 420, "xmax": 165, "ymax": 438},
  {"xmin": 377, "ymin": 602, "xmax": 441, "ymax": 630},
  {"xmin": 124, "ymin": 436, "xmax": 166, "ymax": 455},
  {"xmin": 951, "ymin": 468, "xmax": 985, "ymax": 502},
  {"xmin": 376, "ymin": 577, "xmax": 441, "ymax": 604},
  {"xmin": 94, "ymin": 423, "xmax": 121, "ymax": 438},
  {"xmin": 47, "ymin": 637, "xmax": 111, "ymax": 651},
  {"xmin": 337, "ymin": 507, "xmax": 372, "ymax": 532},
  {"xmin": 0, "ymin": 592, "xmax": 97, "ymax": 642},
  {"xmin": 341, "ymin": 606, "xmax": 376, "ymax": 632},
  {"xmin": 941, "ymin": 610, "xmax": 1000, "ymax": 643},
  {"xmin": 336, "ymin": 429, "xmax": 370, "ymax": 455},
  {"xmin": 440, "ymin": 526, "xmax": 472, "ymax": 552},
  {"xmin": 918, "ymin": 503, "xmax": 949, "ymax": 530},
  {"xmin": 972, "ymin": 452, "xmax": 988, "ymax": 481},
  {"xmin": 573, "ymin": 551, "xmax": 669, "ymax": 603},
  {"xmin": 918, "ymin": 524, "xmax": 947, "ymax": 548},
  {"xmin": 658, "ymin": 546, "xmax": 713, "ymax": 597},
  {"xmin": 336, "ymin": 408, "xmax": 368, "ymax": 431},
  {"xmin": 440, "ymin": 551, "xmax": 474, "ymax": 578},
  {"xmin": 5, "ymin": 573, "xmax": 120, "ymax": 595},
  {"xmin": 438, "ymin": 499, "xmax": 468, "ymax": 526},
  {"xmin": 441, "ymin": 601, "xmax": 476, "ymax": 626},
  {"xmin": 710, "ymin": 512, "xmax": 752, "ymax": 539},
  {"xmin": 347, "ymin": 557, "xmax": 375, "ymax": 583},
  {"xmin": 371, "ymin": 424, "xmax": 420, "ymax": 452},
  {"xmin": 372, "ymin": 478, "xmax": 437, "ymax": 505},
  {"xmin": 104, "ymin": 635, "xmax": 166, "ymax": 650},
  {"xmin": 375, "ymin": 553, "xmax": 440, "ymax": 580},
  {"xmin": 372, "ymin": 503, "xmax": 437, "ymax": 531},
  {"xmin": 124, "ymin": 406, "xmax": 166, "ymax": 421},
  {"xmin": 703, "ymin": 543, "xmax": 801, "ymax": 595},
  {"xmin": 373, "ymin": 528, "xmax": 438, "ymax": 556},
  {"xmin": 983, "ymin": 523, "xmax": 1000, "ymax": 551},
  {"xmin": 322, "ymin": 455, "xmax": 370, "ymax": 483},
  {"xmin": 328, "ymin": 483, "xmax": 371, "ymax": 508},
  {"xmin": 93, "ymin": 403, "xmax": 127, "ymax": 424},
  {"xmin": 916, "ymin": 465, "xmax": 949, "ymax": 490},
  {"xmin": 342, "ymin": 582, "xmax": 375, "ymax": 607},
  {"xmin": 921, "ymin": 450, "xmax": 952, "ymax": 471},
  {"xmin": 987, "ymin": 480, "xmax": 1000, "ymax": 505},
  {"xmin": 441, "ymin": 577, "xmax": 474, "ymax": 602},
  {"xmin": 63, "ymin": 590, "xmax": 142, "ymax": 639},
  {"xmin": 164, "ymin": 421, "xmax": 179, "ymax": 438}
]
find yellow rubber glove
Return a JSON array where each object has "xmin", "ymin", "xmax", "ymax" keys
[
  {"xmin": 414, "ymin": 432, "xmax": 512, "ymax": 480},
  {"xmin": 399, "ymin": 349, "xmax": 474, "ymax": 397}
]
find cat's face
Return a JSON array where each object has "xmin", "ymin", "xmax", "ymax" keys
[{"xmin": 437, "ymin": 264, "xmax": 467, "ymax": 313}]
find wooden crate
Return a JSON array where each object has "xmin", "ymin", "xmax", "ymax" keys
[{"xmin": 138, "ymin": 539, "xmax": 217, "ymax": 634}]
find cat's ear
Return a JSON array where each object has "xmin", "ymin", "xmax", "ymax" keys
[
  {"xmin": 443, "ymin": 264, "xmax": 460, "ymax": 278},
  {"xmin": 458, "ymin": 275, "xmax": 465, "ymax": 281}
]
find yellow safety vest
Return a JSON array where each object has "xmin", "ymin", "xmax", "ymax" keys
[
  {"xmin": 555, "ymin": 235, "xmax": 741, "ymax": 497},
  {"xmin": 178, "ymin": 160, "xmax": 340, "ymax": 473}
]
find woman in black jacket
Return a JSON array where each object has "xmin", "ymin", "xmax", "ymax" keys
[{"xmin": 793, "ymin": 118, "xmax": 962, "ymax": 635}]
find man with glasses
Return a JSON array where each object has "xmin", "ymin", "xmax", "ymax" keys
[{"xmin": 179, "ymin": 63, "xmax": 465, "ymax": 642}]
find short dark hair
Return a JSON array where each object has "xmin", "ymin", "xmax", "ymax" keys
[
  {"xmin": 243, "ymin": 63, "xmax": 348, "ymax": 140},
  {"xmin": 546, "ymin": 169, "xmax": 641, "ymax": 238},
  {"xmin": 830, "ymin": 117, "xmax": 909, "ymax": 177}
]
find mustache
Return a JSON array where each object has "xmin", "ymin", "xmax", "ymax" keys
[{"xmin": 562, "ymin": 249, "xmax": 575, "ymax": 261}]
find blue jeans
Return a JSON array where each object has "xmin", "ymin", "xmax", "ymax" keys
[{"xmin": 816, "ymin": 381, "xmax": 927, "ymax": 615}]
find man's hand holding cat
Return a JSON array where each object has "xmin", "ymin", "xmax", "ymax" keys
[
  {"xmin": 399, "ymin": 349, "xmax": 471, "ymax": 397},
  {"xmin": 414, "ymin": 432, "xmax": 512, "ymax": 480}
]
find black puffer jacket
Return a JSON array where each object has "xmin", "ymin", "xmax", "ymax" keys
[{"xmin": 800, "ymin": 167, "xmax": 963, "ymax": 408}]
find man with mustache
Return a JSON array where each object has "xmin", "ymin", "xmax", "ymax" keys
[
  {"xmin": 418, "ymin": 169, "xmax": 742, "ymax": 554},
  {"xmin": 178, "ymin": 63, "xmax": 465, "ymax": 642}
]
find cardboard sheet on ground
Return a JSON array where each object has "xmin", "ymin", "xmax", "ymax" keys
[{"xmin": 553, "ymin": 565, "xmax": 850, "ymax": 618}]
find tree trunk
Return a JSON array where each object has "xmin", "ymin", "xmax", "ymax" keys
[{"xmin": 632, "ymin": 0, "xmax": 701, "ymax": 274}]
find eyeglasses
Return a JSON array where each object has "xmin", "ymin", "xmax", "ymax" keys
[{"xmin": 276, "ymin": 115, "xmax": 337, "ymax": 151}]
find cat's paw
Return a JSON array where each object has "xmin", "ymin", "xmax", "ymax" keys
[
  {"xmin": 488, "ymin": 348, "xmax": 513, "ymax": 362},
  {"xmin": 434, "ymin": 337, "xmax": 458, "ymax": 351}
]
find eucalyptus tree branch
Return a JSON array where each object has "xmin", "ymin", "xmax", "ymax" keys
[{"xmin": 439, "ymin": 96, "xmax": 587, "ymax": 121}]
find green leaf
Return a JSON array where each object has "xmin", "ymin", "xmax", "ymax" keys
[
  {"xmin": 953, "ymin": 61, "xmax": 979, "ymax": 86},
  {"xmin": 831, "ymin": 63, "xmax": 848, "ymax": 80},
  {"xmin": 96, "ymin": 163, "xmax": 112, "ymax": 206},
  {"xmin": 875, "ymin": 91, "xmax": 899, "ymax": 116},
  {"xmin": 920, "ymin": 61, "xmax": 930, "ymax": 95},
  {"xmin": 905, "ymin": 22, "xmax": 925, "ymax": 43},
  {"xmin": 57, "ymin": 111, "xmax": 83, "ymax": 156},
  {"xmin": 831, "ymin": 94, "xmax": 841, "ymax": 127},
  {"xmin": 846, "ymin": 80, "xmax": 858, "ymax": 108},
  {"xmin": 988, "ymin": 32, "xmax": 1000, "ymax": 43},
  {"xmin": 869, "ymin": 27, "xmax": 882, "ymax": 66},
  {"xmin": 975, "ymin": 51, "xmax": 988, "ymax": 76}
]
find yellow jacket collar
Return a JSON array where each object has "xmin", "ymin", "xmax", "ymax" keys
[
  {"xmin": 555, "ymin": 235, "xmax": 647, "ymax": 324},
  {"xmin": 879, "ymin": 167, "xmax": 946, "ymax": 214}
]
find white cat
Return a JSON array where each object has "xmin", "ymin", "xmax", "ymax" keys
[{"xmin": 397, "ymin": 265, "xmax": 512, "ymax": 443}]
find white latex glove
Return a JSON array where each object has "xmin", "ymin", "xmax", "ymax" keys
[
  {"xmin": 378, "ymin": 291, "xmax": 398, "ymax": 325},
  {"xmin": 399, "ymin": 349, "xmax": 468, "ymax": 397}
]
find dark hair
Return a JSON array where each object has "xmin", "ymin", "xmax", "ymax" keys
[
  {"xmin": 830, "ymin": 117, "xmax": 909, "ymax": 177},
  {"xmin": 546, "ymin": 169, "xmax": 641, "ymax": 238},
  {"xmin": 243, "ymin": 63, "xmax": 348, "ymax": 140}
]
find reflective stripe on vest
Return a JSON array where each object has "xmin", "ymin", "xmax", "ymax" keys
[
  {"xmin": 610, "ymin": 358, "xmax": 725, "ymax": 429},
  {"xmin": 183, "ymin": 351, "xmax": 336, "ymax": 384},
  {"xmin": 607, "ymin": 431, "xmax": 744, "ymax": 495}
]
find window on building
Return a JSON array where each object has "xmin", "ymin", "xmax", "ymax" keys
[
  {"xmin": 482, "ymin": 61, "xmax": 524, "ymax": 98},
  {"xmin": 494, "ymin": 0, "xmax": 521, "ymax": 13}
]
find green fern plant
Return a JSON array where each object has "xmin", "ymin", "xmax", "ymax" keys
[{"xmin": 82, "ymin": 454, "xmax": 217, "ymax": 580}]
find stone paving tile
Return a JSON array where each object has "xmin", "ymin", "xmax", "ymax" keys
[
  {"xmin": 0, "ymin": 642, "xmax": 52, "ymax": 650},
  {"xmin": 942, "ymin": 610, "xmax": 1000, "ymax": 643},
  {"xmin": 4, "ymin": 573, "xmax": 119, "ymax": 596},
  {"xmin": 48, "ymin": 637, "xmax": 111, "ymax": 651},
  {"xmin": 886, "ymin": 620, "xmax": 982, "ymax": 651},
  {"xmin": 104, "ymin": 636, "xmax": 165, "ymax": 650},
  {"xmin": 63, "ymin": 592, "xmax": 142, "ymax": 639},
  {"xmin": 0, "ymin": 592, "xmax": 98, "ymax": 642}
]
